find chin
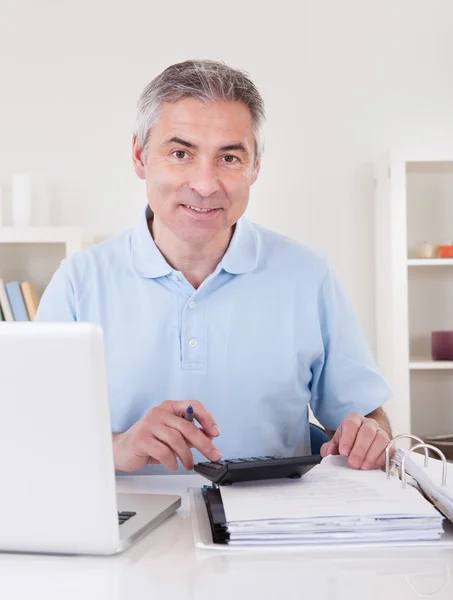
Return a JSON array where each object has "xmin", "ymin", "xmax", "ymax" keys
[
  {"xmin": 177, "ymin": 229, "xmax": 223, "ymax": 246},
  {"xmin": 173, "ymin": 215, "xmax": 229, "ymax": 244}
]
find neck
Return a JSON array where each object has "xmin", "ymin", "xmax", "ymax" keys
[{"xmin": 149, "ymin": 219, "xmax": 234, "ymax": 289}]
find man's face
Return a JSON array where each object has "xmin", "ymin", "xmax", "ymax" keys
[{"xmin": 133, "ymin": 97, "xmax": 260, "ymax": 245}]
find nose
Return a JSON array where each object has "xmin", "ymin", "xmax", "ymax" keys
[{"xmin": 188, "ymin": 160, "xmax": 221, "ymax": 197}]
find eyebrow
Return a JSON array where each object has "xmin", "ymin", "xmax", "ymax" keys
[{"xmin": 163, "ymin": 136, "xmax": 249, "ymax": 155}]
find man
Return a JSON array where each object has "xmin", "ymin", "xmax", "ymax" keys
[{"xmin": 35, "ymin": 59, "xmax": 392, "ymax": 474}]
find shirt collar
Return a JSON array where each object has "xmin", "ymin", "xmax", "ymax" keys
[
  {"xmin": 130, "ymin": 206, "xmax": 173, "ymax": 279},
  {"xmin": 130, "ymin": 206, "xmax": 258, "ymax": 279},
  {"xmin": 220, "ymin": 217, "xmax": 258, "ymax": 275}
]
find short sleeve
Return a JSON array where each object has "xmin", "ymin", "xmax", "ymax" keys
[
  {"xmin": 34, "ymin": 261, "xmax": 77, "ymax": 322},
  {"xmin": 309, "ymin": 262, "xmax": 392, "ymax": 430}
]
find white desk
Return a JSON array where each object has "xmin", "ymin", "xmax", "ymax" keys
[{"xmin": 1, "ymin": 474, "xmax": 452, "ymax": 600}]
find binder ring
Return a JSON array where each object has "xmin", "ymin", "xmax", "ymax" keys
[
  {"xmin": 385, "ymin": 434, "xmax": 429, "ymax": 479},
  {"xmin": 401, "ymin": 443, "xmax": 447, "ymax": 488}
]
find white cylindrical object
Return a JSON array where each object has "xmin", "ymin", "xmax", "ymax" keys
[
  {"xmin": 417, "ymin": 241, "xmax": 435, "ymax": 259},
  {"xmin": 12, "ymin": 173, "xmax": 32, "ymax": 226}
]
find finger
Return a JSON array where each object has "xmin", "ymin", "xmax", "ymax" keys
[
  {"xmin": 348, "ymin": 421, "xmax": 378, "ymax": 469},
  {"xmin": 152, "ymin": 427, "xmax": 195, "ymax": 470},
  {"xmin": 164, "ymin": 400, "xmax": 221, "ymax": 437},
  {"xmin": 320, "ymin": 441, "xmax": 339, "ymax": 458},
  {"xmin": 164, "ymin": 414, "xmax": 222, "ymax": 462},
  {"xmin": 320, "ymin": 442, "xmax": 329, "ymax": 458},
  {"xmin": 143, "ymin": 438, "xmax": 178, "ymax": 471},
  {"xmin": 198, "ymin": 427, "xmax": 215, "ymax": 441},
  {"xmin": 361, "ymin": 430, "xmax": 390, "ymax": 470},
  {"xmin": 338, "ymin": 414, "xmax": 363, "ymax": 457}
]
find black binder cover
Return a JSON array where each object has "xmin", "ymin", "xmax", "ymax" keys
[{"xmin": 201, "ymin": 486, "xmax": 230, "ymax": 544}]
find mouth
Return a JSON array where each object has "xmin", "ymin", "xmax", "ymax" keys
[
  {"xmin": 182, "ymin": 204, "xmax": 220, "ymax": 213},
  {"xmin": 181, "ymin": 204, "xmax": 223, "ymax": 219}
]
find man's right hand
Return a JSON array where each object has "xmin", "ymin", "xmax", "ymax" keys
[{"xmin": 112, "ymin": 400, "xmax": 221, "ymax": 472}]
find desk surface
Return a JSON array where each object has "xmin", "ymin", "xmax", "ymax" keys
[{"xmin": 1, "ymin": 474, "xmax": 453, "ymax": 600}]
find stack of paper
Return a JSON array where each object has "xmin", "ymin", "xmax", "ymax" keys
[
  {"xmin": 394, "ymin": 448, "xmax": 453, "ymax": 523},
  {"xmin": 218, "ymin": 456, "xmax": 444, "ymax": 546}
]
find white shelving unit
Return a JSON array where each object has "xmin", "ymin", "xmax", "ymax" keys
[
  {"xmin": 409, "ymin": 358, "xmax": 453, "ymax": 370},
  {"xmin": 408, "ymin": 258, "xmax": 453, "ymax": 267},
  {"xmin": 375, "ymin": 149, "xmax": 453, "ymax": 439},
  {"xmin": 0, "ymin": 227, "xmax": 86, "ymax": 299},
  {"xmin": 0, "ymin": 227, "xmax": 85, "ymax": 256}
]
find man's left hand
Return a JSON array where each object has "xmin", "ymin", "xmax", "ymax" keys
[{"xmin": 320, "ymin": 412, "xmax": 391, "ymax": 470}]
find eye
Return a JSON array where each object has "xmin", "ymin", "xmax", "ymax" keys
[
  {"xmin": 172, "ymin": 150, "xmax": 188, "ymax": 160},
  {"xmin": 223, "ymin": 155, "xmax": 239, "ymax": 164}
]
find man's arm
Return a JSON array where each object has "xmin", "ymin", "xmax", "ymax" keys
[
  {"xmin": 364, "ymin": 407, "xmax": 392, "ymax": 438},
  {"xmin": 321, "ymin": 407, "xmax": 393, "ymax": 470},
  {"xmin": 310, "ymin": 262, "xmax": 393, "ymax": 437},
  {"xmin": 34, "ymin": 261, "xmax": 76, "ymax": 322},
  {"xmin": 325, "ymin": 407, "xmax": 392, "ymax": 440}
]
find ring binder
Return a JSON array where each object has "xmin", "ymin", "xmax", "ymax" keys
[
  {"xmin": 190, "ymin": 431, "xmax": 453, "ymax": 549},
  {"xmin": 400, "ymin": 443, "xmax": 448, "ymax": 489},
  {"xmin": 385, "ymin": 434, "xmax": 429, "ymax": 479}
]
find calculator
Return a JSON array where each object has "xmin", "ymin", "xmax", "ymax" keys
[{"xmin": 194, "ymin": 454, "xmax": 321, "ymax": 485}]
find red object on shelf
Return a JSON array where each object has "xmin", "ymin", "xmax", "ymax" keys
[
  {"xmin": 437, "ymin": 245, "xmax": 453, "ymax": 258},
  {"xmin": 432, "ymin": 331, "xmax": 453, "ymax": 360}
]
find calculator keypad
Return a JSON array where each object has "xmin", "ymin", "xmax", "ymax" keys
[{"xmin": 194, "ymin": 454, "xmax": 321, "ymax": 485}]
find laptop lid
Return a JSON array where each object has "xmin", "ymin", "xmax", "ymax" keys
[{"xmin": 0, "ymin": 322, "xmax": 119, "ymax": 554}]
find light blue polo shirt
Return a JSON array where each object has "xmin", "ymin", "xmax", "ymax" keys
[{"xmin": 35, "ymin": 206, "xmax": 391, "ymax": 474}]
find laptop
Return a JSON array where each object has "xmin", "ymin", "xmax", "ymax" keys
[{"xmin": 0, "ymin": 321, "xmax": 181, "ymax": 555}]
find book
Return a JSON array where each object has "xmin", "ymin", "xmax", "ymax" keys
[
  {"xmin": 20, "ymin": 282, "xmax": 40, "ymax": 320},
  {"xmin": 5, "ymin": 282, "xmax": 29, "ymax": 321},
  {"xmin": 0, "ymin": 302, "xmax": 3, "ymax": 321},
  {"xmin": 0, "ymin": 279, "xmax": 14, "ymax": 321}
]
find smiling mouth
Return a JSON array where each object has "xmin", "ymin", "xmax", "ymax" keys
[{"xmin": 182, "ymin": 204, "xmax": 220, "ymax": 213}]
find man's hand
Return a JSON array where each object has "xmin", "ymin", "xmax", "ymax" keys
[
  {"xmin": 320, "ymin": 410, "xmax": 392, "ymax": 470},
  {"xmin": 113, "ymin": 400, "xmax": 221, "ymax": 472}
]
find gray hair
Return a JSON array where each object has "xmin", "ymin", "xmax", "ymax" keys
[{"xmin": 135, "ymin": 59, "xmax": 266, "ymax": 164}]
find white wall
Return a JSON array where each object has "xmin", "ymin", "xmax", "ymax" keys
[{"xmin": 1, "ymin": 0, "xmax": 453, "ymax": 353}]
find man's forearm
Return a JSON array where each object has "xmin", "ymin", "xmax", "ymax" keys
[{"xmin": 365, "ymin": 407, "xmax": 392, "ymax": 438}]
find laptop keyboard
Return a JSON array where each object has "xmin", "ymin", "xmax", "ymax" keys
[{"xmin": 118, "ymin": 511, "xmax": 136, "ymax": 525}]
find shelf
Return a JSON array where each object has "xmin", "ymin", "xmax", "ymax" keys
[
  {"xmin": 407, "ymin": 259, "xmax": 453, "ymax": 266},
  {"xmin": 410, "ymin": 358, "xmax": 453, "ymax": 370},
  {"xmin": 375, "ymin": 153, "xmax": 453, "ymax": 437},
  {"xmin": 0, "ymin": 227, "xmax": 83, "ymax": 244}
]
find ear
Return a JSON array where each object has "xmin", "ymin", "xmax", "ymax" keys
[
  {"xmin": 251, "ymin": 157, "xmax": 261, "ymax": 185},
  {"xmin": 132, "ymin": 135, "xmax": 146, "ymax": 179}
]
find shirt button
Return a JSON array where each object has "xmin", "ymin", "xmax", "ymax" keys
[
  {"xmin": 188, "ymin": 338, "xmax": 197, "ymax": 347},
  {"xmin": 188, "ymin": 301, "xmax": 196, "ymax": 309},
  {"xmin": 171, "ymin": 274, "xmax": 178, "ymax": 282}
]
